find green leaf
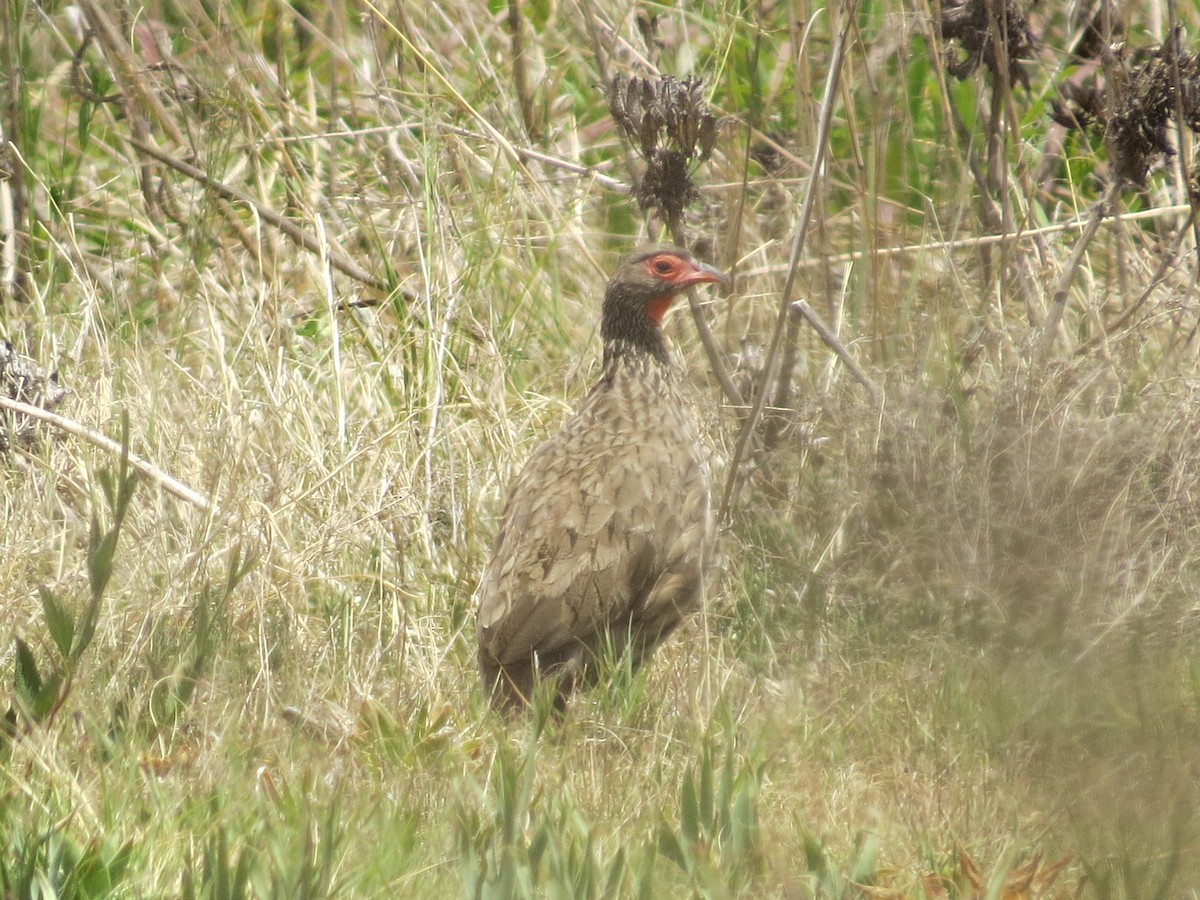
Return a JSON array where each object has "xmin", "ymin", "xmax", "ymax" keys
[
  {"xmin": 604, "ymin": 847, "xmax": 626, "ymax": 897},
  {"xmin": 106, "ymin": 841, "xmax": 133, "ymax": 888},
  {"xmin": 87, "ymin": 518, "xmax": 117, "ymax": 601},
  {"xmin": 71, "ymin": 593, "xmax": 104, "ymax": 665},
  {"xmin": 13, "ymin": 638, "xmax": 43, "ymax": 701},
  {"xmin": 803, "ymin": 832, "xmax": 829, "ymax": 878},
  {"xmin": 225, "ymin": 542, "xmax": 258, "ymax": 594},
  {"xmin": 698, "ymin": 749, "xmax": 714, "ymax": 839},
  {"xmin": 87, "ymin": 413, "xmax": 139, "ymax": 604},
  {"xmin": 680, "ymin": 770, "xmax": 699, "ymax": 844},
  {"xmin": 2, "ymin": 705, "xmax": 18, "ymax": 744},
  {"xmin": 730, "ymin": 780, "xmax": 757, "ymax": 856},
  {"xmin": 635, "ymin": 843, "xmax": 656, "ymax": 900},
  {"xmin": 527, "ymin": 824, "xmax": 549, "ymax": 872},
  {"xmin": 850, "ymin": 830, "xmax": 881, "ymax": 883},
  {"xmin": 656, "ymin": 822, "xmax": 687, "ymax": 871},
  {"xmin": 39, "ymin": 587, "xmax": 75, "ymax": 660},
  {"xmin": 31, "ymin": 672, "xmax": 63, "ymax": 720}
]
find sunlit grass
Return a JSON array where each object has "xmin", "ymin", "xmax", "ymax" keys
[{"xmin": 2, "ymin": 0, "xmax": 1199, "ymax": 896}]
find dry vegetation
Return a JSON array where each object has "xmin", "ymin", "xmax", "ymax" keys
[{"xmin": 2, "ymin": 0, "xmax": 1200, "ymax": 896}]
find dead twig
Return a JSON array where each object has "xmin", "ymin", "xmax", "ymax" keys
[
  {"xmin": 728, "ymin": 202, "xmax": 1192, "ymax": 277},
  {"xmin": 1036, "ymin": 182, "xmax": 1121, "ymax": 363},
  {"xmin": 790, "ymin": 300, "xmax": 881, "ymax": 402},
  {"xmin": 443, "ymin": 125, "xmax": 631, "ymax": 192},
  {"xmin": 1074, "ymin": 205, "xmax": 1196, "ymax": 357},
  {"xmin": 127, "ymin": 137, "xmax": 393, "ymax": 293},
  {"xmin": 76, "ymin": 0, "xmax": 186, "ymax": 220},
  {"xmin": 0, "ymin": 394, "xmax": 215, "ymax": 513},
  {"xmin": 0, "ymin": 396, "xmax": 364, "ymax": 599}
]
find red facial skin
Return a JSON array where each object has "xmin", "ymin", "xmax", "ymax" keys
[{"xmin": 642, "ymin": 253, "xmax": 726, "ymax": 325}]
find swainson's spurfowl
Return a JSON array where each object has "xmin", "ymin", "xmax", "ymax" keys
[{"xmin": 476, "ymin": 245, "xmax": 726, "ymax": 710}]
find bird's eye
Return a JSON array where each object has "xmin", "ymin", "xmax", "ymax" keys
[{"xmin": 651, "ymin": 258, "xmax": 676, "ymax": 275}]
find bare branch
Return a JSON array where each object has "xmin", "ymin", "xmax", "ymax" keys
[
  {"xmin": 0, "ymin": 394, "xmax": 215, "ymax": 513},
  {"xmin": 127, "ymin": 137, "xmax": 395, "ymax": 294}
]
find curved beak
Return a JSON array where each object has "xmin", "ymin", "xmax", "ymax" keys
[{"xmin": 678, "ymin": 259, "xmax": 728, "ymax": 288}]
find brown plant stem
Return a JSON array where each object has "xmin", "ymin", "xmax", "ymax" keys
[
  {"xmin": 1164, "ymin": 1, "xmax": 1200, "ymax": 265},
  {"xmin": 790, "ymin": 300, "xmax": 881, "ymax": 402},
  {"xmin": 507, "ymin": 0, "xmax": 539, "ymax": 141},
  {"xmin": 718, "ymin": 0, "xmax": 861, "ymax": 523},
  {"xmin": 1074, "ymin": 206, "xmax": 1196, "ymax": 358},
  {"xmin": 665, "ymin": 219, "xmax": 744, "ymax": 408}
]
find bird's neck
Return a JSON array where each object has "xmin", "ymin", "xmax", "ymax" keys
[
  {"xmin": 600, "ymin": 287, "xmax": 676, "ymax": 365},
  {"xmin": 602, "ymin": 336, "xmax": 672, "ymax": 369}
]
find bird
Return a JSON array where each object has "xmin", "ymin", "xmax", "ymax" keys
[{"xmin": 476, "ymin": 245, "xmax": 726, "ymax": 711}]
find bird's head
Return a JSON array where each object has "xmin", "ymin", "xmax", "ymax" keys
[{"xmin": 601, "ymin": 246, "xmax": 727, "ymax": 360}]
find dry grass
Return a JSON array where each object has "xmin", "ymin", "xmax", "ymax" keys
[{"xmin": 3, "ymin": 0, "xmax": 1200, "ymax": 896}]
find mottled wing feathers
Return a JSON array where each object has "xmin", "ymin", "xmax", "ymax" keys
[{"xmin": 476, "ymin": 362, "xmax": 710, "ymax": 706}]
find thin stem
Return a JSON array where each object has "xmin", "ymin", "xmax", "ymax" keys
[
  {"xmin": 1163, "ymin": 3, "xmax": 1200, "ymax": 264},
  {"xmin": 507, "ymin": 0, "xmax": 539, "ymax": 141},
  {"xmin": 666, "ymin": 219, "xmax": 744, "ymax": 408},
  {"xmin": 791, "ymin": 300, "xmax": 881, "ymax": 402},
  {"xmin": 128, "ymin": 138, "xmax": 393, "ymax": 293},
  {"xmin": 1036, "ymin": 182, "xmax": 1121, "ymax": 363},
  {"xmin": 718, "ymin": 0, "xmax": 861, "ymax": 522},
  {"xmin": 0, "ymin": 395, "xmax": 214, "ymax": 513}
]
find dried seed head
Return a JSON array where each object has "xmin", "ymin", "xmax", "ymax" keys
[
  {"xmin": 1047, "ymin": 29, "xmax": 1200, "ymax": 189},
  {"xmin": 940, "ymin": 0, "xmax": 1033, "ymax": 88},
  {"xmin": 0, "ymin": 342, "xmax": 68, "ymax": 451},
  {"xmin": 698, "ymin": 115, "xmax": 721, "ymax": 161},
  {"xmin": 604, "ymin": 74, "xmax": 722, "ymax": 220}
]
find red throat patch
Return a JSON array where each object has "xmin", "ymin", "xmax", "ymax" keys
[{"xmin": 646, "ymin": 295, "xmax": 673, "ymax": 325}]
